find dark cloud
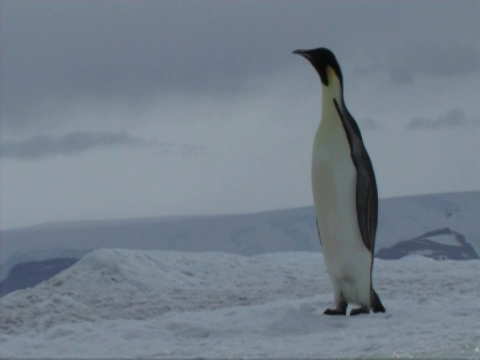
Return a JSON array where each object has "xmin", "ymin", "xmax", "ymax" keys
[
  {"xmin": 474, "ymin": 116, "xmax": 480, "ymax": 127},
  {"xmin": 2, "ymin": 131, "xmax": 163, "ymax": 160},
  {"xmin": 392, "ymin": 44, "xmax": 480, "ymax": 83},
  {"xmin": 405, "ymin": 109, "xmax": 469, "ymax": 131},
  {"xmin": 2, "ymin": 0, "xmax": 319, "ymax": 129},
  {"xmin": 358, "ymin": 118, "xmax": 382, "ymax": 131},
  {"xmin": 356, "ymin": 44, "xmax": 480, "ymax": 83},
  {"xmin": 4, "ymin": 0, "xmax": 479, "ymax": 131}
]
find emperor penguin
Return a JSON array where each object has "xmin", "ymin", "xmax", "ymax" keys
[{"xmin": 293, "ymin": 47, "xmax": 386, "ymax": 316}]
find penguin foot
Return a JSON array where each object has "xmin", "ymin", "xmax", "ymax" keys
[
  {"xmin": 323, "ymin": 301, "xmax": 347, "ymax": 315},
  {"xmin": 350, "ymin": 306, "xmax": 369, "ymax": 316},
  {"xmin": 324, "ymin": 308, "xmax": 347, "ymax": 315}
]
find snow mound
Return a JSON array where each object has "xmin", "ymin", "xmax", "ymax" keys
[
  {"xmin": 1, "ymin": 249, "xmax": 326, "ymax": 336},
  {"xmin": 1, "ymin": 249, "xmax": 479, "ymax": 358}
]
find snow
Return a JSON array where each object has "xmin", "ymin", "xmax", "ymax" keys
[
  {"xmin": 379, "ymin": 191, "xmax": 480, "ymax": 252},
  {"xmin": 2, "ymin": 249, "xmax": 479, "ymax": 358},
  {"xmin": 425, "ymin": 233, "xmax": 462, "ymax": 246}
]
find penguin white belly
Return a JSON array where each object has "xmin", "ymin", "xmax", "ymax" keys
[{"xmin": 312, "ymin": 124, "xmax": 372, "ymax": 306}]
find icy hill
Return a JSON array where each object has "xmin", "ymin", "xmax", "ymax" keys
[
  {"xmin": 1, "ymin": 191, "xmax": 479, "ymax": 296},
  {"xmin": 1, "ymin": 249, "xmax": 479, "ymax": 358}
]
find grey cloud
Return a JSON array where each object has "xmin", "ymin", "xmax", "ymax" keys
[
  {"xmin": 2, "ymin": 131, "xmax": 164, "ymax": 160},
  {"xmin": 3, "ymin": 0, "xmax": 312, "ymax": 129},
  {"xmin": 358, "ymin": 118, "xmax": 382, "ymax": 131},
  {"xmin": 394, "ymin": 44, "xmax": 480, "ymax": 83},
  {"xmin": 4, "ymin": 0, "xmax": 479, "ymax": 131},
  {"xmin": 474, "ymin": 116, "xmax": 480, "ymax": 127},
  {"xmin": 405, "ymin": 109, "xmax": 469, "ymax": 130},
  {"xmin": 357, "ymin": 44, "xmax": 480, "ymax": 83},
  {"xmin": 179, "ymin": 144, "xmax": 208, "ymax": 157},
  {"xmin": 353, "ymin": 60, "xmax": 385, "ymax": 77}
]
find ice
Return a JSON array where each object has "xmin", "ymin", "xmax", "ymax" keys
[
  {"xmin": 425, "ymin": 233, "xmax": 462, "ymax": 246},
  {"xmin": 1, "ymin": 249, "xmax": 479, "ymax": 358}
]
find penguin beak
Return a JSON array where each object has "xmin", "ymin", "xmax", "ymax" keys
[{"xmin": 292, "ymin": 49, "xmax": 313, "ymax": 61}]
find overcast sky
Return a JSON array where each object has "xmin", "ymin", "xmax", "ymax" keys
[{"xmin": 2, "ymin": 0, "xmax": 480, "ymax": 229}]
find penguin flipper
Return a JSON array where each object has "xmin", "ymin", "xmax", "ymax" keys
[
  {"xmin": 356, "ymin": 173, "xmax": 378, "ymax": 252},
  {"xmin": 332, "ymin": 100, "xmax": 378, "ymax": 253}
]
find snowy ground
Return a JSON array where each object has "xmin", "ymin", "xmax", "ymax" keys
[{"xmin": 1, "ymin": 249, "xmax": 479, "ymax": 358}]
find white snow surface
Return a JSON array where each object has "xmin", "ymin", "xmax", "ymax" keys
[{"xmin": 1, "ymin": 249, "xmax": 480, "ymax": 358}]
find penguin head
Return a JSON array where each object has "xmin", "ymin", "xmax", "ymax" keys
[{"xmin": 292, "ymin": 47, "xmax": 343, "ymax": 88}]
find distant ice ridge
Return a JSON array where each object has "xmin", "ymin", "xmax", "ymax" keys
[
  {"xmin": 2, "ymin": 249, "xmax": 479, "ymax": 358},
  {"xmin": 0, "ymin": 248, "xmax": 91, "ymax": 282},
  {"xmin": 2, "ymin": 191, "xmax": 479, "ymax": 271},
  {"xmin": 2, "ymin": 191, "xmax": 479, "ymax": 298},
  {"xmin": 377, "ymin": 227, "xmax": 479, "ymax": 260}
]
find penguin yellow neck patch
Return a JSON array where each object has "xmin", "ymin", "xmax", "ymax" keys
[
  {"xmin": 322, "ymin": 66, "xmax": 343, "ymax": 103},
  {"xmin": 326, "ymin": 66, "xmax": 341, "ymax": 89}
]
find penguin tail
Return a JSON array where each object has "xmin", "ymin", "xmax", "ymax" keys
[{"xmin": 371, "ymin": 288, "xmax": 386, "ymax": 313}]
